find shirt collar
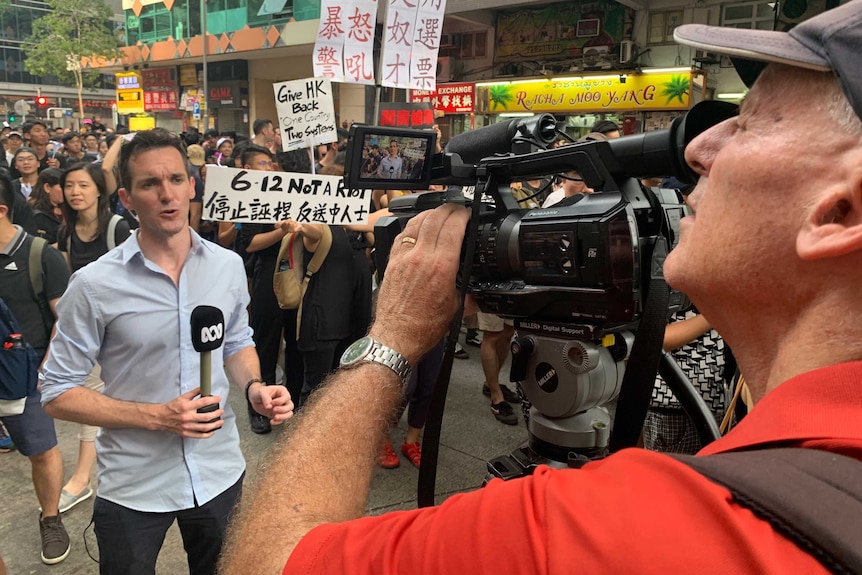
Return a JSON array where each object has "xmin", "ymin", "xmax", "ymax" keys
[
  {"xmin": 120, "ymin": 228, "xmax": 214, "ymax": 264},
  {"xmin": 0, "ymin": 225, "xmax": 25, "ymax": 256},
  {"xmin": 699, "ymin": 361, "xmax": 862, "ymax": 455}
]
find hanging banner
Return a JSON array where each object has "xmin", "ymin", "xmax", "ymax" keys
[
  {"xmin": 380, "ymin": 0, "xmax": 446, "ymax": 90},
  {"xmin": 410, "ymin": 82, "xmax": 475, "ymax": 113},
  {"xmin": 409, "ymin": 0, "xmax": 446, "ymax": 90},
  {"xmin": 203, "ymin": 167, "xmax": 370, "ymax": 225},
  {"xmin": 273, "ymin": 77, "xmax": 338, "ymax": 152},
  {"xmin": 313, "ymin": 0, "xmax": 346, "ymax": 81},
  {"xmin": 343, "ymin": 0, "xmax": 377, "ymax": 85}
]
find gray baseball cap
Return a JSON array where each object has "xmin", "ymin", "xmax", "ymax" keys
[{"xmin": 674, "ymin": 0, "xmax": 862, "ymax": 121}]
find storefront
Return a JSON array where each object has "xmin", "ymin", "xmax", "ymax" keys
[
  {"xmin": 207, "ymin": 80, "xmax": 250, "ymax": 134},
  {"xmin": 474, "ymin": 69, "xmax": 701, "ymax": 136}
]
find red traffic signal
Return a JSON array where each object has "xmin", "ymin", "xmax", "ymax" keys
[{"xmin": 35, "ymin": 96, "xmax": 48, "ymax": 107}]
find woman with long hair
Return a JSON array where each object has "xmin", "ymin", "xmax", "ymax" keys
[
  {"xmin": 58, "ymin": 162, "xmax": 131, "ymax": 272},
  {"xmin": 27, "ymin": 168, "xmax": 64, "ymax": 244},
  {"xmin": 54, "ymin": 163, "xmax": 132, "ymax": 514},
  {"xmin": 11, "ymin": 147, "xmax": 40, "ymax": 200}
]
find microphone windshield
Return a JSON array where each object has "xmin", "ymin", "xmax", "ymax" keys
[{"xmin": 191, "ymin": 306, "xmax": 225, "ymax": 352}]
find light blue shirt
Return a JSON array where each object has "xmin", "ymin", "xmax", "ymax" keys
[{"xmin": 41, "ymin": 230, "xmax": 253, "ymax": 512}]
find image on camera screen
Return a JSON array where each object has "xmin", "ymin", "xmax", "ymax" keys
[{"xmin": 359, "ymin": 134, "xmax": 430, "ymax": 181}]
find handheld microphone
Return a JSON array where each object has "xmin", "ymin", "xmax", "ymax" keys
[{"xmin": 191, "ymin": 305, "xmax": 225, "ymax": 422}]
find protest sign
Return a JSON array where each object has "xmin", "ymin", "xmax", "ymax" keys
[
  {"xmin": 273, "ymin": 77, "xmax": 338, "ymax": 152},
  {"xmin": 203, "ymin": 166, "xmax": 370, "ymax": 225}
]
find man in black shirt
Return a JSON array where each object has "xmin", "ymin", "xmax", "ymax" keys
[
  {"xmin": 22, "ymin": 122, "xmax": 66, "ymax": 172},
  {"xmin": 0, "ymin": 172, "xmax": 72, "ymax": 565}
]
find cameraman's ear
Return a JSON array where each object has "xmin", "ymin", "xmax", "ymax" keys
[{"xmin": 797, "ymin": 179, "xmax": 862, "ymax": 260}]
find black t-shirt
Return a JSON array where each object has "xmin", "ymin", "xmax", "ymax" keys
[
  {"xmin": 0, "ymin": 230, "xmax": 70, "ymax": 356},
  {"xmin": 298, "ymin": 226, "xmax": 369, "ymax": 350},
  {"xmin": 241, "ymin": 223, "xmax": 281, "ymax": 263},
  {"xmin": 38, "ymin": 153, "xmax": 67, "ymax": 173},
  {"xmin": 33, "ymin": 210, "xmax": 62, "ymax": 244},
  {"xmin": 11, "ymin": 187, "xmax": 35, "ymax": 235},
  {"xmin": 60, "ymin": 218, "xmax": 132, "ymax": 272}
]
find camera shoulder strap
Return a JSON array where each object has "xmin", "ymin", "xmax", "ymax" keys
[
  {"xmin": 672, "ymin": 448, "xmax": 862, "ymax": 575},
  {"xmin": 608, "ymin": 237, "xmax": 670, "ymax": 453}
]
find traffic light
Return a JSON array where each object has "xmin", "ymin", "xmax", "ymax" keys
[
  {"xmin": 35, "ymin": 96, "xmax": 48, "ymax": 109},
  {"xmin": 8, "ymin": 115, "xmax": 15, "ymax": 123}
]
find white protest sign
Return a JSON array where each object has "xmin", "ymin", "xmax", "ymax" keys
[
  {"xmin": 203, "ymin": 166, "xmax": 369, "ymax": 225},
  {"xmin": 313, "ymin": 0, "xmax": 346, "ymax": 81},
  {"xmin": 273, "ymin": 77, "xmax": 338, "ymax": 152}
]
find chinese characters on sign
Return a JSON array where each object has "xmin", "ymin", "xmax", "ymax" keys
[
  {"xmin": 204, "ymin": 167, "xmax": 370, "ymax": 225},
  {"xmin": 378, "ymin": 102, "xmax": 435, "ymax": 128},
  {"xmin": 314, "ymin": 0, "xmax": 378, "ymax": 85},
  {"xmin": 273, "ymin": 77, "xmax": 338, "ymax": 152},
  {"xmin": 144, "ymin": 90, "xmax": 179, "ymax": 112},
  {"xmin": 381, "ymin": 0, "xmax": 447, "ymax": 90},
  {"xmin": 410, "ymin": 83, "xmax": 475, "ymax": 114},
  {"xmin": 115, "ymin": 72, "xmax": 144, "ymax": 115}
]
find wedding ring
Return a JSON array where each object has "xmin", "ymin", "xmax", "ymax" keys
[{"xmin": 401, "ymin": 236, "xmax": 417, "ymax": 246}]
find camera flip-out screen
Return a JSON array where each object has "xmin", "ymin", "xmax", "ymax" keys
[{"xmin": 345, "ymin": 125, "xmax": 436, "ymax": 191}]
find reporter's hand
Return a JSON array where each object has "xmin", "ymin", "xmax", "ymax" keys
[
  {"xmin": 158, "ymin": 387, "xmax": 224, "ymax": 438},
  {"xmin": 248, "ymin": 383, "xmax": 294, "ymax": 425},
  {"xmin": 369, "ymin": 204, "xmax": 470, "ymax": 365}
]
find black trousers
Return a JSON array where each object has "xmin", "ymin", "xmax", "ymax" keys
[
  {"xmin": 299, "ymin": 339, "xmax": 350, "ymax": 408},
  {"xmin": 92, "ymin": 474, "xmax": 243, "ymax": 575}
]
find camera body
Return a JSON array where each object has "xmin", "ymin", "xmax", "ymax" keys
[{"xmin": 344, "ymin": 101, "xmax": 737, "ymax": 471}]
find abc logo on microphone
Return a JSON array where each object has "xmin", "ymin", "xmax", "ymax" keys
[{"xmin": 191, "ymin": 306, "xmax": 225, "ymax": 352}]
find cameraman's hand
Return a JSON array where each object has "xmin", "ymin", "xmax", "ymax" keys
[{"xmin": 369, "ymin": 204, "xmax": 470, "ymax": 365}]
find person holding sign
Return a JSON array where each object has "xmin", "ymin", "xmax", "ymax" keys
[
  {"xmin": 40, "ymin": 129, "xmax": 293, "ymax": 575},
  {"xmin": 377, "ymin": 140, "xmax": 403, "ymax": 180}
]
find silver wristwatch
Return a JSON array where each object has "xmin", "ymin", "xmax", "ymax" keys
[{"xmin": 339, "ymin": 336, "xmax": 412, "ymax": 384}]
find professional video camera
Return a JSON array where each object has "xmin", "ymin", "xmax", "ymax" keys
[{"xmin": 344, "ymin": 101, "xmax": 737, "ymax": 481}]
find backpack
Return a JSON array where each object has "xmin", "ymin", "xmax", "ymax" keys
[
  {"xmin": 674, "ymin": 448, "xmax": 862, "ymax": 574},
  {"xmin": 0, "ymin": 297, "xmax": 40, "ymax": 406},
  {"xmin": 273, "ymin": 226, "xmax": 333, "ymax": 338}
]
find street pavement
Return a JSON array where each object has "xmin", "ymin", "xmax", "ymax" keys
[{"xmin": 0, "ymin": 338, "xmax": 527, "ymax": 574}]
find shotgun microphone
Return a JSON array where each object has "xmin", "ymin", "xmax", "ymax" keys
[{"xmin": 191, "ymin": 305, "xmax": 225, "ymax": 423}]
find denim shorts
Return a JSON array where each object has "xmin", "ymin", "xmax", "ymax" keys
[{"xmin": 0, "ymin": 389, "xmax": 58, "ymax": 457}]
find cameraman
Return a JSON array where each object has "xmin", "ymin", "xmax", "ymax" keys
[{"xmin": 220, "ymin": 5, "xmax": 862, "ymax": 572}]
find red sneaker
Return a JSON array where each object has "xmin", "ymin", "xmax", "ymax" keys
[
  {"xmin": 377, "ymin": 439, "xmax": 400, "ymax": 469},
  {"xmin": 400, "ymin": 441, "xmax": 422, "ymax": 468}
]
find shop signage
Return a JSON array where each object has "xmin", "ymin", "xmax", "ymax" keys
[
  {"xmin": 378, "ymin": 102, "xmax": 435, "ymax": 128},
  {"xmin": 116, "ymin": 72, "xmax": 144, "ymax": 114},
  {"xmin": 478, "ymin": 73, "xmax": 692, "ymax": 114},
  {"xmin": 410, "ymin": 83, "xmax": 475, "ymax": 114},
  {"xmin": 180, "ymin": 64, "xmax": 198, "ymax": 86},
  {"xmin": 142, "ymin": 68, "xmax": 176, "ymax": 88},
  {"xmin": 207, "ymin": 82, "xmax": 246, "ymax": 108},
  {"xmin": 144, "ymin": 89, "xmax": 178, "ymax": 112}
]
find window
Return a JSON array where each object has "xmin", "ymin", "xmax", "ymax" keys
[
  {"xmin": 439, "ymin": 30, "xmax": 488, "ymax": 60},
  {"xmin": 721, "ymin": 1, "xmax": 775, "ymax": 30},
  {"xmin": 648, "ymin": 10, "xmax": 683, "ymax": 45}
]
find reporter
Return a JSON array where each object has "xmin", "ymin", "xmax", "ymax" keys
[{"xmin": 220, "ymin": 4, "xmax": 862, "ymax": 573}]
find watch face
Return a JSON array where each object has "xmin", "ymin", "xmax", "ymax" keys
[{"xmin": 341, "ymin": 336, "xmax": 374, "ymax": 366}]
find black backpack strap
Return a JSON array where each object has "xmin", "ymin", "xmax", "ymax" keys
[
  {"xmin": 674, "ymin": 448, "xmax": 862, "ymax": 574},
  {"xmin": 26, "ymin": 236, "xmax": 52, "ymax": 341}
]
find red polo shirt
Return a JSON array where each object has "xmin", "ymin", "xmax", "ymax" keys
[{"xmin": 285, "ymin": 362, "xmax": 862, "ymax": 574}]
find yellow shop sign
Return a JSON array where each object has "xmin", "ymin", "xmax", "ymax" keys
[{"xmin": 479, "ymin": 73, "xmax": 692, "ymax": 113}]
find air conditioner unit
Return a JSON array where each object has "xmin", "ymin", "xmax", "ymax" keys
[
  {"xmin": 437, "ymin": 57, "xmax": 454, "ymax": 81},
  {"xmin": 619, "ymin": 40, "xmax": 634, "ymax": 64},
  {"xmin": 582, "ymin": 45, "xmax": 612, "ymax": 69}
]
